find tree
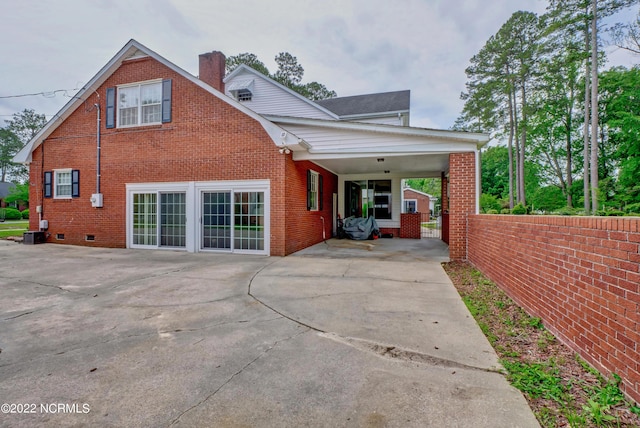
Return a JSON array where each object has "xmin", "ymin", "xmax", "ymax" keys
[
  {"xmin": 4, "ymin": 182, "xmax": 29, "ymax": 205},
  {"xmin": 273, "ymin": 52, "xmax": 304, "ymax": 86},
  {"xmin": 544, "ymin": 0, "xmax": 638, "ymax": 213},
  {"xmin": 0, "ymin": 128, "xmax": 23, "ymax": 182},
  {"xmin": 225, "ymin": 52, "xmax": 336, "ymax": 100},
  {"xmin": 5, "ymin": 108, "xmax": 47, "ymax": 146},
  {"xmin": 609, "ymin": 11, "xmax": 640, "ymax": 54},
  {"xmin": 459, "ymin": 11, "xmax": 541, "ymax": 207},
  {"xmin": 600, "ymin": 66, "xmax": 640, "ymax": 205},
  {"xmin": 225, "ymin": 52, "xmax": 270, "ymax": 76},
  {"xmin": 480, "ymin": 146, "xmax": 510, "ymax": 198},
  {"xmin": 2, "ymin": 109, "xmax": 47, "ymax": 182}
]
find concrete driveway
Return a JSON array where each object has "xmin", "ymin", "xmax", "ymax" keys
[{"xmin": 0, "ymin": 239, "xmax": 538, "ymax": 427}]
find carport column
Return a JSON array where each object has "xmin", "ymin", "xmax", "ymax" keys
[{"xmin": 448, "ymin": 152, "xmax": 476, "ymax": 261}]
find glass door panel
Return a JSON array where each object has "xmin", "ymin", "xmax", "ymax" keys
[
  {"xmin": 202, "ymin": 191, "xmax": 232, "ymax": 250},
  {"xmin": 133, "ymin": 193, "xmax": 157, "ymax": 246},
  {"xmin": 234, "ymin": 191, "xmax": 264, "ymax": 251},
  {"xmin": 160, "ymin": 192, "xmax": 186, "ymax": 247}
]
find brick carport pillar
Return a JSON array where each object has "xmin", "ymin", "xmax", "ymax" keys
[{"xmin": 448, "ymin": 152, "xmax": 477, "ymax": 261}]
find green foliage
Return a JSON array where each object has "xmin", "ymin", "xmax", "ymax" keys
[
  {"xmin": 511, "ymin": 203, "xmax": 527, "ymax": 214},
  {"xmin": 4, "ymin": 182, "xmax": 28, "ymax": 204},
  {"xmin": 0, "ymin": 207, "xmax": 22, "ymax": 220},
  {"xmin": 225, "ymin": 52, "xmax": 269, "ymax": 76},
  {"xmin": 480, "ymin": 146, "xmax": 510, "ymax": 198},
  {"xmin": 480, "ymin": 193, "xmax": 502, "ymax": 213},
  {"xmin": 0, "ymin": 128, "xmax": 24, "ymax": 182},
  {"xmin": 624, "ymin": 202, "xmax": 640, "ymax": 214},
  {"xmin": 530, "ymin": 186, "xmax": 566, "ymax": 212},
  {"xmin": 21, "ymin": 209, "xmax": 29, "ymax": 219},
  {"xmin": 502, "ymin": 359, "xmax": 567, "ymax": 401},
  {"xmin": 404, "ymin": 178, "xmax": 441, "ymax": 199}
]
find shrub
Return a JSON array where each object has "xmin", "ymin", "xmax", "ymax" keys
[
  {"xmin": 624, "ymin": 202, "xmax": 640, "ymax": 215},
  {"xmin": 21, "ymin": 209, "xmax": 29, "ymax": 219},
  {"xmin": 486, "ymin": 209, "xmax": 499, "ymax": 214},
  {"xmin": 500, "ymin": 208, "xmax": 511, "ymax": 214},
  {"xmin": 511, "ymin": 203, "xmax": 527, "ymax": 215},
  {"xmin": 480, "ymin": 193, "xmax": 502, "ymax": 213},
  {"xmin": 0, "ymin": 207, "xmax": 23, "ymax": 220},
  {"xmin": 555, "ymin": 207, "xmax": 579, "ymax": 216}
]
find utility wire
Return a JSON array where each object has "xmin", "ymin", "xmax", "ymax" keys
[{"xmin": 0, "ymin": 88, "xmax": 81, "ymax": 99}]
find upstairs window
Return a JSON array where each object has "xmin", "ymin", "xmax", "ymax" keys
[
  {"xmin": 106, "ymin": 79, "xmax": 171, "ymax": 129},
  {"xmin": 118, "ymin": 81, "xmax": 161, "ymax": 127}
]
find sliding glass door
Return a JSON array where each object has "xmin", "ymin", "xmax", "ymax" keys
[
  {"xmin": 200, "ymin": 191, "xmax": 265, "ymax": 252},
  {"xmin": 132, "ymin": 192, "xmax": 186, "ymax": 248}
]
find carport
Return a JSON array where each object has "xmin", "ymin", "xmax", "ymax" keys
[{"xmin": 271, "ymin": 116, "xmax": 489, "ymax": 260}]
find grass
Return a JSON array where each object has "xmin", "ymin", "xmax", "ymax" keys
[
  {"xmin": 0, "ymin": 220, "xmax": 29, "ymax": 238},
  {"xmin": 443, "ymin": 261, "xmax": 640, "ymax": 428}
]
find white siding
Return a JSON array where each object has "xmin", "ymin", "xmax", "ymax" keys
[
  {"xmin": 225, "ymin": 70, "xmax": 334, "ymax": 119},
  {"xmin": 278, "ymin": 123, "xmax": 479, "ymax": 154},
  {"xmin": 345, "ymin": 116, "xmax": 403, "ymax": 126}
]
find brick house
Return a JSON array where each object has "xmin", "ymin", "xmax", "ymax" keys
[
  {"xmin": 14, "ymin": 39, "xmax": 487, "ymax": 258},
  {"xmin": 402, "ymin": 187, "xmax": 435, "ymax": 215}
]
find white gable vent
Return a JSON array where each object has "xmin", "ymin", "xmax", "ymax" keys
[{"xmin": 227, "ymin": 79, "xmax": 254, "ymax": 101}]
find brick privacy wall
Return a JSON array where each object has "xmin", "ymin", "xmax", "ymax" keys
[
  {"xmin": 29, "ymin": 56, "xmax": 297, "ymax": 255},
  {"xmin": 284, "ymin": 158, "xmax": 337, "ymax": 254},
  {"xmin": 403, "ymin": 189, "xmax": 430, "ymax": 214},
  {"xmin": 448, "ymin": 152, "xmax": 476, "ymax": 260},
  {"xmin": 468, "ymin": 215, "xmax": 640, "ymax": 404},
  {"xmin": 400, "ymin": 213, "xmax": 421, "ymax": 238}
]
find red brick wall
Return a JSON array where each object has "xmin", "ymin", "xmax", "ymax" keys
[
  {"xmin": 29, "ymin": 56, "xmax": 291, "ymax": 255},
  {"xmin": 448, "ymin": 152, "xmax": 476, "ymax": 260},
  {"xmin": 403, "ymin": 189, "xmax": 430, "ymax": 214},
  {"xmin": 284, "ymin": 159, "xmax": 337, "ymax": 255},
  {"xmin": 400, "ymin": 213, "xmax": 421, "ymax": 238},
  {"xmin": 468, "ymin": 215, "xmax": 640, "ymax": 404}
]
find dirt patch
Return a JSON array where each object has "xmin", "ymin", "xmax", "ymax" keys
[{"xmin": 443, "ymin": 261, "xmax": 640, "ymax": 428}]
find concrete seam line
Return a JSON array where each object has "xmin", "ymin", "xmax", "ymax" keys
[
  {"xmin": 168, "ymin": 328, "xmax": 309, "ymax": 426},
  {"xmin": 247, "ymin": 259, "xmax": 326, "ymax": 333},
  {"xmin": 318, "ymin": 332, "xmax": 505, "ymax": 375}
]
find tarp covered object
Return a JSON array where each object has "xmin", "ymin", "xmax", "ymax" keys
[{"xmin": 342, "ymin": 216, "xmax": 379, "ymax": 240}]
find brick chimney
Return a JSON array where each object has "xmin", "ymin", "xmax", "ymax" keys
[{"xmin": 199, "ymin": 51, "xmax": 226, "ymax": 93}]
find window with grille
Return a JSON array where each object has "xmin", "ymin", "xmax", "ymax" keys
[{"xmin": 118, "ymin": 81, "xmax": 162, "ymax": 127}]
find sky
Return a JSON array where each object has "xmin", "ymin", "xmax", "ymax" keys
[{"xmin": 0, "ymin": 0, "xmax": 637, "ymax": 131}]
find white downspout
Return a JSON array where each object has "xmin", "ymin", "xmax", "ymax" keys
[{"xmin": 475, "ymin": 148, "xmax": 481, "ymax": 214}]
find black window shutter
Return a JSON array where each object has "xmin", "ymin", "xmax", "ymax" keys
[
  {"xmin": 319, "ymin": 174, "xmax": 324, "ymax": 211},
  {"xmin": 306, "ymin": 170, "xmax": 311, "ymax": 211},
  {"xmin": 44, "ymin": 171, "xmax": 52, "ymax": 198},
  {"xmin": 162, "ymin": 79, "xmax": 172, "ymax": 123},
  {"xmin": 106, "ymin": 87, "xmax": 115, "ymax": 129},
  {"xmin": 71, "ymin": 170, "xmax": 80, "ymax": 198}
]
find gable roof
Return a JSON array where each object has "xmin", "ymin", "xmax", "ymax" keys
[
  {"xmin": 14, "ymin": 40, "xmax": 295, "ymax": 164},
  {"xmin": 223, "ymin": 64, "xmax": 339, "ymax": 120},
  {"xmin": 0, "ymin": 182, "xmax": 16, "ymax": 199},
  {"xmin": 316, "ymin": 90, "xmax": 410, "ymax": 117},
  {"xmin": 403, "ymin": 187, "xmax": 435, "ymax": 199}
]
